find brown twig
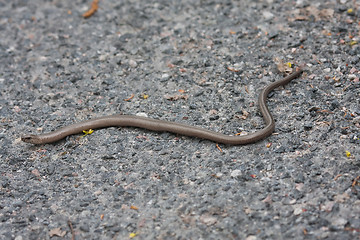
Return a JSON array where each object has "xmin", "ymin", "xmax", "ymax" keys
[
  {"xmin": 124, "ymin": 93, "xmax": 135, "ymax": 101},
  {"xmin": 244, "ymin": 86, "xmax": 249, "ymax": 94},
  {"xmin": 334, "ymin": 174, "xmax": 342, "ymax": 181},
  {"xmin": 68, "ymin": 220, "xmax": 75, "ymax": 240},
  {"xmin": 83, "ymin": 0, "xmax": 99, "ymax": 18},
  {"xmin": 352, "ymin": 176, "xmax": 360, "ymax": 187},
  {"xmin": 316, "ymin": 109, "xmax": 334, "ymax": 114}
]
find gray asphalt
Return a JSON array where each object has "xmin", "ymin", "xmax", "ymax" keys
[{"xmin": 1, "ymin": 0, "xmax": 360, "ymax": 239}]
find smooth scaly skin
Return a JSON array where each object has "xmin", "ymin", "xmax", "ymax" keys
[{"xmin": 22, "ymin": 69, "xmax": 303, "ymax": 145}]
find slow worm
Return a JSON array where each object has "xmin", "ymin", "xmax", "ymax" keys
[{"xmin": 22, "ymin": 69, "xmax": 303, "ymax": 145}]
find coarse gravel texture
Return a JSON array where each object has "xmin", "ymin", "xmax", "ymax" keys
[{"xmin": 1, "ymin": 0, "xmax": 360, "ymax": 239}]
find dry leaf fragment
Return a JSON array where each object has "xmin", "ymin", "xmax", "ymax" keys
[
  {"xmin": 199, "ymin": 214, "xmax": 217, "ymax": 226},
  {"xmin": 227, "ymin": 66, "xmax": 241, "ymax": 72},
  {"xmin": 318, "ymin": 8, "xmax": 334, "ymax": 20},
  {"xmin": 209, "ymin": 109, "xmax": 217, "ymax": 115},
  {"xmin": 239, "ymin": 110, "xmax": 249, "ymax": 120},
  {"xmin": 294, "ymin": 15, "xmax": 308, "ymax": 21},
  {"xmin": 130, "ymin": 205, "xmax": 139, "ymax": 210},
  {"xmin": 163, "ymin": 94, "xmax": 188, "ymax": 101},
  {"xmin": 31, "ymin": 169, "xmax": 41, "ymax": 178},
  {"xmin": 291, "ymin": 6, "xmax": 334, "ymax": 22},
  {"xmin": 49, "ymin": 228, "xmax": 66, "ymax": 237},
  {"xmin": 334, "ymin": 192, "xmax": 350, "ymax": 203},
  {"xmin": 305, "ymin": 6, "xmax": 334, "ymax": 21},
  {"xmin": 274, "ymin": 58, "xmax": 292, "ymax": 74}
]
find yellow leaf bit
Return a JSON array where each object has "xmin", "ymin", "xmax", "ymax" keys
[
  {"xmin": 129, "ymin": 232, "xmax": 137, "ymax": 238},
  {"xmin": 143, "ymin": 94, "xmax": 149, "ymax": 99},
  {"xmin": 82, "ymin": 129, "xmax": 94, "ymax": 137},
  {"xmin": 286, "ymin": 62, "xmax": 292, "ymax": 68},
  {"xmin": 345, "ymin": 151, "xmax": 351, "ymax": 158}
]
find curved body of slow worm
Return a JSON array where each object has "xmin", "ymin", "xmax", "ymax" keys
[{"xmin": 22, "ymin": 69, "xmax": 303, "ymax": 145}]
